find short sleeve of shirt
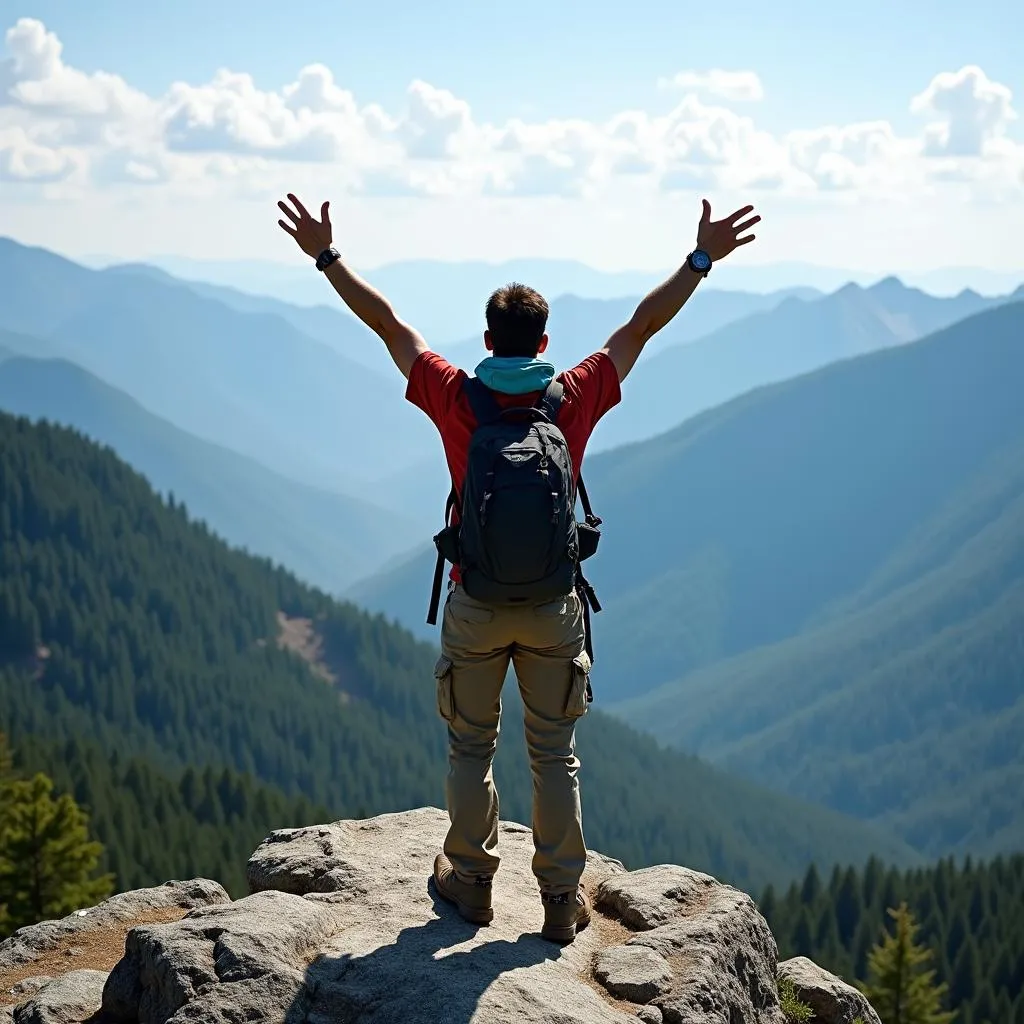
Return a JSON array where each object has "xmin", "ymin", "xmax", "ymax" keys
[
  {"xmin": 558, "ymin": 352, "xmax": 622, "ymax": 433},
  {"xmin": 405, "ymin": 351, "xmax": 467, "ymax": 430}
]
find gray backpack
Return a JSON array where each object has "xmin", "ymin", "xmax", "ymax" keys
[{"xmin": 427, "ymin": 378, "xmax": 602, "ymax": 659}]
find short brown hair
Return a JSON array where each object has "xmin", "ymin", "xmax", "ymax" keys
[{"xmin": 485, "ymin": 282, "xmax": 549, "ymax": 358}]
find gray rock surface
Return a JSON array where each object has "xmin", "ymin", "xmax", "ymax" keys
[
  {"xmin": 778, "ymin": 956, "xmax": 882, "ymax": 1024},
  {"xmin": 101, "ymin": 889, "xmax": 339, "ymax": 1023},
  {"xmin": 636, "ymin": 1007, "xmax": 664, "ymax": 1024},
  {"xmin": 594, "ymin": 945, "xmax": 673, "ymax": 1003},
  {"xmin": 597, "ymin": 865, "xmax": 786, "ymax": 1024},
  {"xmin": 5, "ymin": 980, "xmax": 51, "ymax": 1002},
  {"xmin": 110, "ymin": 807, "xmax": 634, "ymax": 1023},
  {"xmin": 0, "ymin": 879, "xmax": 229, "ymax": 973},
  {"xmin": 3, "ymin": 808, "xmax": 866, "ymax": 1024},
  {"xmin": 12, "ymin": 969, "xmax": 107, "ymax": 1024}
]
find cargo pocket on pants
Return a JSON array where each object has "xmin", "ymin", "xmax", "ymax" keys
[
  {"xmin": 434, "ymin": 655, "xmax": 456, "ymax": 722},
  {"xmin": 565, "ymin": 653, "xmax": 591, "ymax": 719}
]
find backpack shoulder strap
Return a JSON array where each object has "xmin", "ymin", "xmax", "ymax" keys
[
  {"xmin": 535, "ymin": 379, "xmax": 564, "ymax": 423},
  {"xmin": 463, "ymin": 376, "xmax": 503, "ymax": 426}
]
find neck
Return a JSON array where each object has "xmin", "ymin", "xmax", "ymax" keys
[{"xmin": 475, "ymin": 354, "xmax": 555, "ymax": 394}]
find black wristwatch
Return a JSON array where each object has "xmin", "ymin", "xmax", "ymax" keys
[
  {"xmin": 687, "ymin": 248, "xmax": 712, "ymax": 277},
  {"xmin": 315, "ymin": 246, "xmax": 341, "ymax": 272}
]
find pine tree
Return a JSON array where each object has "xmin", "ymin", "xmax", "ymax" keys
[
  {"xmin": 0, "ymin": 732, "xmax": 13, "ymax": 934},
  {"xmin": 0, "ymin": 771, "xmax": 114, "ymax": 936},
  {"xmin": 862, "ymin": 903, "xmax": 956, "ymax": 1024},
  {"xmin": 0, "ymin": 733, "xmax": 12, "ymax": 780}
]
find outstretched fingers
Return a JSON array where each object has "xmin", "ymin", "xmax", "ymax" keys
[
  {"xmin": 277, "ymin": 219, "xmax": 298, "ymax": 237},
  {"xmin": 288, "ymin": 193, "xmax": 311, "ymax": 220},
  {"xmin": 726, "ymin": 204, "xmax": 756, "ymax": 225},
  {"xmin": 733, "ymin": 214, "xmax": 761, "ymax": 235},
  {"xmin": 277, "ymin": 199, "xmax": 301, "ymax": 225}
]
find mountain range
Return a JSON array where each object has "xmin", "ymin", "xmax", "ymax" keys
[
  {"xmin": 4, "ymin": 233, "xmax": 1021, "ymax": 874},
  {"xmin": 0, "ymin": 237, "xmax": 437, "ymax": 492},
  {"xmin": 343, "ymin": 273, "xmax": 1024, "ymax": 530},
  {"xmin": 82, "ymin": 249, "xmax": 1024, "ymax": 339},
  {"xmin": 347, "ymin": 301, "xmax": 1024, "ymax": 858}
]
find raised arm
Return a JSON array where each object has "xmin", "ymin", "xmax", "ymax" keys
[
  {"xmin": 601, "ymin": 199, "xmax": 760, "ymax": 382},
  {"xmin": 277, "ymin": 194, "xmax": 428, "ymax": 378}
]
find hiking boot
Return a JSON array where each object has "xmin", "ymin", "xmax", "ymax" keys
[
  {"xmin": 541, "ymin": 884, "xmax": 592, "ymax": 944},
  {"xmin": 432, "ymin": 854, "xmax": 494, "ymax": 925}
]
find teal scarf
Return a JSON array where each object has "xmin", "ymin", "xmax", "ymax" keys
[{"xmin": 474, "ymin": 356, "xmax": 556, "ymax": 394}]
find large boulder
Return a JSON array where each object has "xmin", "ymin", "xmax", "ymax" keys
[
  {"xmin": 596, "ymin": 865, "xmax": 786, "ymax": 1024},
  {"xmin": 100, "ymin": 807, "xmax": 801, "ymax": 1023},
  {"xmin": 0, "ymin": 880, "xmax": 229, "ymax": 975},
  {"xmin": 106, "ymin": 807, "xmax": 632, "ymax": 1024},
  {"xmin": 10, "ymin": 969, "xmax": 107, "ymax": 1024},
  {"xmin": 0, "ymin": 880, "xmax": 228, "ymax": 1023},
  {"xmin": 777, "ymin": 956, "xmax": 882, "ymax": 1024}
]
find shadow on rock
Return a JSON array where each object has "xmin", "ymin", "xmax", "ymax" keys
[{"xmin": 287, "ymin": 885, "xmax": 564, "ymax": 1024}]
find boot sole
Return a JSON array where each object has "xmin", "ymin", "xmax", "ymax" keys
[{"xmin": 541, "ymin": 910, "xmax": 592, "ymax": 944}]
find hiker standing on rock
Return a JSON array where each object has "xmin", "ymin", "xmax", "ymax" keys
[{"xmin": 277, "ymin": 194, "xmax": 760, "ymax": 942}]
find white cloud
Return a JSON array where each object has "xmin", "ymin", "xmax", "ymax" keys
[
  {"xmin": 163, "ymin": 69, "xmax": 374, "ymax": 163},
  {"xmin": 658, "ymin": 69, "xmax": 765, "ymax": 103},
  {"xmin": 399, "ymin": 80, "xmax": 473, "ymax": 160},
  {"xmin": 911, "ymin": 65, "xmax": 1017, "ymax": 157},
  {"xmin": 1, "ymin": 18, "xmax": 150, "ymax": 121},
  {"xmin": 785, "ymin": 120, "xmax": 914, "ymax": 192},
  {"xmin": 0, "ymin": 17, "xmax": 1020, "ymax": 210},
  {"xmin": 0, "ymin": 123, "xmax": 81, "ymax": 180}
]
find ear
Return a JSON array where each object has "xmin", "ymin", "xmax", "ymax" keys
[
  {"xmin": 537, "ymin": 334, "xmax": 549, "ymax": 354},
  {"xmin": 484, "ymin": 330, "xmax": 494, "ymax": 352}
]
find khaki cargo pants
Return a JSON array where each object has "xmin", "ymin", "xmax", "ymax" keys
[{"xmin": 434, "ymin": 582, "xmax": 591, "ymax": 897}]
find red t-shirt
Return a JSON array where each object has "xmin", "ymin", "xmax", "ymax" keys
[{"xmin": 405, "ymin": 349, "xmax": 622, "ymax": 580}]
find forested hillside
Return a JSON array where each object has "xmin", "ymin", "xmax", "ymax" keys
[
  {"xmin": 0, "ymin": 352, "xmax": 416, "ymax": 592},
  {"xmin": 763, "ymin": 854, "xmax": 1024, "ymax": 1024},
  {"xmin": 6, "ymin": 733, "xmax": 329, "ymax": 901},
  {"xmin": 618, "ymin": 433, "xmax": 1024, "ymax": 856},
  {"xmin": 0, "ymin": 412, "xmax": 916, "ymax": 897}
]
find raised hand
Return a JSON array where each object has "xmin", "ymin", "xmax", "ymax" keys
[
  {"xmin": 277, "ymin": 193, "xmax": 333, "ymax": 259},
  {"xmin": 696, "ymin": 200, "xmax": 760, "ymax": 262}
]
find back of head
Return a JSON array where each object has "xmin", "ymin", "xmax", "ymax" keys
[{"xmin": 485, "ymin": 282, "xmax": 549, "ymax": 358}]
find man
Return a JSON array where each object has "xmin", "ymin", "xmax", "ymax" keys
[{"xmin": 277, "ymin": 194, "xmax": 759, "ymax": 942}]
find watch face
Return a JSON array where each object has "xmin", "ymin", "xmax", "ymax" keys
[{"xmin": 691, "ymin": 250, "xmax": 711, "ymax": 270}]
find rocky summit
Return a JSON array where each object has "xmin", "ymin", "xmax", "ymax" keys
[{"xmin": 0, "ymin": 807, "xmax": 880, "ymax": 1024}]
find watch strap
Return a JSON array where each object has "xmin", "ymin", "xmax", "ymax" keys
[{"xmin": 316, "ymin": 246, "xmax": 341, "ymax": 272}]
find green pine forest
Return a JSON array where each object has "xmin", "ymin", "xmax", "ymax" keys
[
  {"xmin": 763, "ymin": 855, "xmax": 1024, "ymax": 1024},
  {"xmin": 0, "ymin": 411, "xmax": 917, "ymax": 901}
]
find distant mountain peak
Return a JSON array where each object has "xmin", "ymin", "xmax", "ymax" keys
[{"xmin": 866, "ymin": 275, "xmax": 909, "ymax": 294}]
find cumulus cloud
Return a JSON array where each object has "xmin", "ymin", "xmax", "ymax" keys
[
  {"xmin": 658, "ymin": 69, "xmax": 765, "ymax": 103},
  {"xmin": 1, "ymin": 18, "xmax": 150, "ymax": 121},
  {"xmin": 399, "ymin": 80, "xmax": 473, "ymax": 160},
  {"xmin": 1, "ymin": 18, "xmax": 1020, "ymax": 203},
  {"xmin": 911, "ymin": 65, "xmax": 1017, "ymax": 156},
  {"xmin": 785, "ymin": 121, "xmax": 913, "ymax": 191},
  {"xmin": 0, "ymin": 123, "xmax": 80, "ymax": 180}
]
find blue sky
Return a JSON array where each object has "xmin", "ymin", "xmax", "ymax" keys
[
  {"xmin": 2, "ymin": 1, "xmax": 1022, "ymax": 276},
  {"xmin": 19, "ymin": 0, "xmax": 1022, "ymax": 133}
]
